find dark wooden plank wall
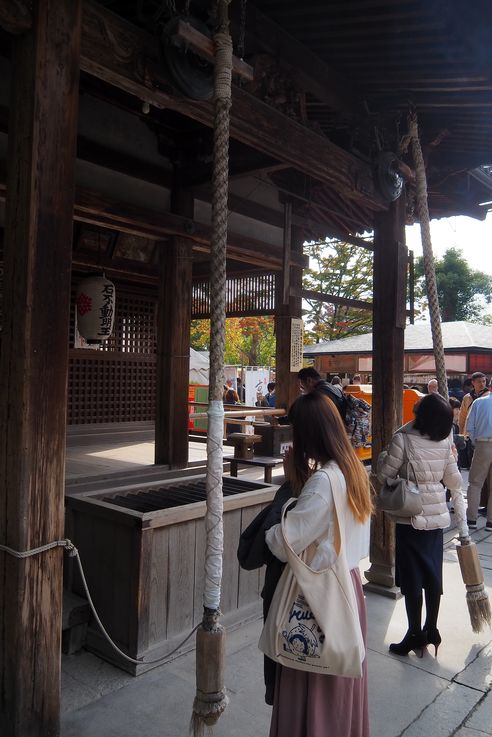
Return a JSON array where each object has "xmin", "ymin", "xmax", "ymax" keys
[
  {"xmin": 66, "ymin": 491, "xmax": 271, "ymax": 675},
  {"xmin": 0, "ymin": 2, "xmax": 82, "ymax": 735}
]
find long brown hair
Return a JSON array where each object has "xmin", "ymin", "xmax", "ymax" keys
[{"xmin": 288, "ymin": 391, "xmax": 373, "ymax": 523}]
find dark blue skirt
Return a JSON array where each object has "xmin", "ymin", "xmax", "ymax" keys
[{"xmin": 395, "ymin": 524, "xmax": 443, "ymax": 597}]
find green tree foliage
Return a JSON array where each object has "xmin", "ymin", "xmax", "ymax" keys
[
  {"xmin": 190, "ymin": 316, "xmax": 275, "ymax": 366},
  {"xmin": 414, "ymin": 247, "xmax": 492, "ymax": 322},
  {"xmin": 190, "ymin": 319, "xmax": 210, "ymax": 352},
  {"xmin": 303, "ymin": 238, "xmax": 373, "ymax": 343}
]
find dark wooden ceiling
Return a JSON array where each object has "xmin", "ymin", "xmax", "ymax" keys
[
  {"xmin": 251, "ymin": 0, "xmax": 491, "ymax": 167},
  {"xmin": 93, "ymin": 0, "xmax": 492, "ymax": 230}
]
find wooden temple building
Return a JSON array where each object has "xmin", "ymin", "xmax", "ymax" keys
[
  {"xmin": 1, "ymin": 1, "xmax": 492, "ymax": 734},
  {"xmin": 305, "ymin": 321, "xmax": 492, "ymax": 386}
]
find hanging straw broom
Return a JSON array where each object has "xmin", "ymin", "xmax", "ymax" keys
[{"xmin": 456, "ymin": 540, "xmax": 492, "ymax": 633}]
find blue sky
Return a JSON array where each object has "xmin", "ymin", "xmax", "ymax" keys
[
  {"xmin": 406, "ymin": 211, "xmax": 492, "ymax": 317},
  {"xmin": 406, "ymin": 212, "xmax": 492, "ymax": 275}
]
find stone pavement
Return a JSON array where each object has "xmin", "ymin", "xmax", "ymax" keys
[
  {"xmin": 61, "ymin": 524, "xmax": 492, "ymax": 737},
  {"xmin": 61, "ymin": 438, "xmax": 492, "ymax": 737}
]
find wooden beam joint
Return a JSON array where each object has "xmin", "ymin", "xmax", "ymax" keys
[{"xmin": 172, "ymin": 19, "xmax": 254, "ymax": 81}]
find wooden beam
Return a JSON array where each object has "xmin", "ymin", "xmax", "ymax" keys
[
  {"xmin": 282, "ymin": 201, "xmax": 292, "ymax": 305},
  {"xmin": 77, "ymin": 136, "xmax": 174, "ymax": 189},
  {"xmin": 301, "ymin": 289, "xmax": 373, "ymax": 312},
  {"xmin": 0, "ymin": 1, "xmax": 385, "ymax": 208},
  {"xmin": 0, "ymin": 0, "xmax": 30, "ymax": 34},
  {"xmin": 78, "ymin": 2, "xmax": 383, "ymax": 210},
  {"xmin": 195, "ymin": 186, "xmax": 376, "ymax": 248},
  {"xmin": 155, "ymin": 236, "xmax": 191, "ymax": 462},
  {"xmin": 230, "ymin": 2, "xmax": 359, "ymax": 116},
  {"xmin": 0, "ymin": 173, "xmax": 308, "ymax": 270},
  {"xmin": 172, "ymin": 18, "xmax": 253, "ymax": 81},
  {"xmin": 155, "ymin": 181, "xmax": 193, "ymax": 469},
  {"xmin": 275, "ymin": 227, "xmax": 304, "ymax": 411},
  {"xmin": 73, "ymin": 187, "xmax": 308, "ymax": 269},
  {"xmin": 180, "ymin": 151, "xmax": 290, "ymax": 188},
  {"xmin": 0, "ymin": 2, "xmax": 82, "ymax": 735},
  {"xmin": 364, "ymin": 194, "xmax": 407, "ymax": 596}
]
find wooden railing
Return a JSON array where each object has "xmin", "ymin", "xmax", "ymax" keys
[{"xmin": 188, "ymin": 404, "xmax": 287, "ymax": 438}]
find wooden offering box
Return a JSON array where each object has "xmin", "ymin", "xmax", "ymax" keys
[{"xmin": 65, "ymin": 474, "xmax": 276, "ymax": 674}]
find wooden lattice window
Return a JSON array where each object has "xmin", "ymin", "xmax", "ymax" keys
[
  {"xmin": 101, "ymin": 291, "xmax": 156, "ymax": 354},
  {"xmin": 68, "ymin": 280, "xmax": 158, "ymax": 424},
  {"xmin": 192, "ymin": 273, "xmax": 276, "ymax": 318},
  {"xmin": 68, "ymin": 354, "xmax": 156, "ymax": 424}
]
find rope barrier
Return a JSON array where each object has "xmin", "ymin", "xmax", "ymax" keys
[
  {"xmin": 0, "ymin": 539, "xmax": 201, "ymax": 666},
  {"xmin": 0, "ymin": 539, "xmax": 75, "ymax": 558}
]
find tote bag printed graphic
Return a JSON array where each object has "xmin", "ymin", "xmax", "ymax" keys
[
  {"xmin": 281, "ymin": 592, "xmax": 325, "ymax": 660},
  {"xmin": 259, "ymin": 465, "xmax": 365, "ymax": 677}
]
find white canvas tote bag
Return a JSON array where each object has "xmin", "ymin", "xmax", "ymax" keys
[{"xmin": 258, "ymin": 465, "xmax": 365, "ymax": 677}]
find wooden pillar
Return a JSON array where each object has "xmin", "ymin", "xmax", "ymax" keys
[
  {"xmin": 275, "ymin": 223, "xmax": 303, "ymax": 412},
  {"xmin": 155, "ymin": 185, "xmax": 193, "ymax": 468},
  {"xmin": 365, "ymin": 194, "xmax": 407, "ymax": 596},
  {"xmin": 0, "ymin": 2, "xmax": 82, "ymax": 735}
]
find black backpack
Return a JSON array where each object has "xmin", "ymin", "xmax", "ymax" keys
[
  {"xmin": 316, "ymin": 381, "xmax": 371, "ymax": 448},
  {"xmin": 315, "ymin": 381, "xmax": 346, "ymax": 418},
  {"xmin": 344, "ymin": 393, "xmax": 372, "ymax": 448}
]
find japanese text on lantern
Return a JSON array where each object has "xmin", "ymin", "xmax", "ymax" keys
[{"xmin": 100, "ymin": 283, "xmax": 115, "ymax": 336}]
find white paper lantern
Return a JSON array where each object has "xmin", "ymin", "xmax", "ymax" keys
[{"xmin": 76, "ymin": 275, "xmax": 115, "ymax": 344}]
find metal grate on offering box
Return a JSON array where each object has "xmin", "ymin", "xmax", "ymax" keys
[{"xmin": 102, "ymin": 476, "xmax": 267, "ymax": 513}]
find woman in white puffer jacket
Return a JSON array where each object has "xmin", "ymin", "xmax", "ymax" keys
[{"xmin": 377, "ymin": 393, "xmax": 469, "ymax": 657}]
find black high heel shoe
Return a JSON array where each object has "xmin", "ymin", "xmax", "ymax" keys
[
  {"xmin": 389, "ymin": 631, "xmax": 427, "ymax": 658},
  {"xmin": 423, "ymin": 628, "xmax": 441, "ymax": 656}
]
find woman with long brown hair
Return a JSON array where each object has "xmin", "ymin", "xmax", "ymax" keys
[{"xmin": 265, "ymin": 390, "xmax": 372, "ymax": 737}]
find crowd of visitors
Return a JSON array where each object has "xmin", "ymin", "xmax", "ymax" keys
[{"xmin": 237, "ymin": 368, "xmax": 490, "ymax": 737}]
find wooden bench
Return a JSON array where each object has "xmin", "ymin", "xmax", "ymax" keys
[{"xmin": 224, "ymin": 455, "xmax": 284, "ymax": 483}]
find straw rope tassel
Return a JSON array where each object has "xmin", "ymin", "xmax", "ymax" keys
[
  {"xmin": 456, "ymin": 541, "xmax": 491, "ymax": 634},
  {"xmin": 191, "ymin": 2, "xmax": 232, "ymax": 734},
  {"xmin": 408, "ymin": 112, "xmax": 448, "ymax": 400}
]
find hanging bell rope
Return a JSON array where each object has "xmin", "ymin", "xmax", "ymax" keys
[
  {"xmin": 191, "ymin": 1, "xmax": 232, "ymax": 734},
  {"xmin": 408, "ymin": 111, "xmax": 448, "ymax": 400}
]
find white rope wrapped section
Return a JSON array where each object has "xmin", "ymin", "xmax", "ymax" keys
[
  {"xmin": 191, "ymin": 4, "xmax": 232, "ymax": 733},
  {"xmin": 204, "ymin": 400, "xmax": 225, "ymax": 610},
  {"xmin": 408, "ymin": 111, "xmax": 448, "ymax": 400},
  {"xmin": 203, "ymin": 0, "xmax": 232, "ymax": 614}
]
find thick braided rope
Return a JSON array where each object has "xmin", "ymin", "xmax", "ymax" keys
[
  {"xmin": 408, "ymin": 113, "xmax": 448, "ymax": 400},
  {"xmin": 204, "ymin": 2, "xmax": 232, "ymax": 613}
]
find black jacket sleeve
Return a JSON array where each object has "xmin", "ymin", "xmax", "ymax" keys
[{"xmin": 237, "ymin": 482, "xmax": 293, "ymax": 570}]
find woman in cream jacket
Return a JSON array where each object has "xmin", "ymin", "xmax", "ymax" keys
[
  {"xmin": 265, "ymin": 391, "xmax": 372, "ymax": 737},
  {"xmin": 377, "ymin": 393, "xmax": 469, "ymax": 657}
]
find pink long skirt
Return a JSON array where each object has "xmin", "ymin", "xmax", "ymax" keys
[{"xmin": 269, "ymin": 568, "xmax": 369, "ymax": 737}]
